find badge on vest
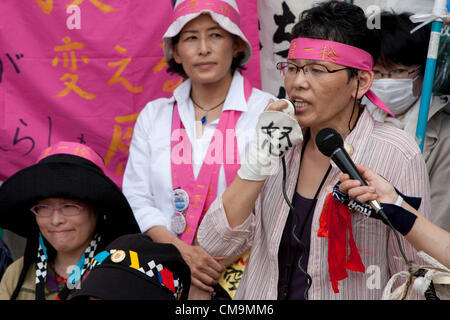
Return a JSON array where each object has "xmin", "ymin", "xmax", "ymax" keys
[
  {"xmin": 171, "ymin": 211, "xmax": 187, "ymax": 235},
  {"xmin": 172, "ymin": 188, "xmax": 189, "ymax": 213},
  {"xmin": 171, "ymin": 188, "xmax": 189, "ymax": 235}
]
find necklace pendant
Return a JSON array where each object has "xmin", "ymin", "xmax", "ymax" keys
[
  {"xmin": 344, "ymin": 142, "xmax": 354, "ymax": 157},
  {"xmin": 201, "ymin": 115, "xmax": 207, "ymax": 125}
]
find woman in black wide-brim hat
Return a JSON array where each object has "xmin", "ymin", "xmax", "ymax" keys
[{"xmin": 0, "ymin": 141, "xmax": 140, "ymax": 300}]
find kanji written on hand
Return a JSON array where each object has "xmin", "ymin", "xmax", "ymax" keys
[{"xmin": 260, "ymin": 121, "xmax": 293, "ymax": 157}]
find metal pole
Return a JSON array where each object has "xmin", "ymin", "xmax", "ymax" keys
[{"xmin": 415, "ymin": 0, "xmax": 447, "ymax": 151}]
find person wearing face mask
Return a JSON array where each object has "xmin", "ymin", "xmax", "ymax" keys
[{"xmin": 368, "ymin": 11, "xmax": 450, "ymax": 233}]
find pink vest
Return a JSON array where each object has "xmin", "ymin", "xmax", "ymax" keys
[{"xmin": 170, "ymin": 78, "xmax": 252, "ymax": 244}]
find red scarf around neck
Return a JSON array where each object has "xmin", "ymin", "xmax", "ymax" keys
[{"xmin": 318, "ymin": 193, "xmax": 365, "ymax": 293}]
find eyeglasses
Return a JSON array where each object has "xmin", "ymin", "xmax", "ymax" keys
[
  {"xmin": 30, "ymin": 203, "xmax": 85, "ymax": 217},
  {"xmin": 373, "ymin": 66, "xmax": 421, "ymax": 79},
  {"xmin": 276, "ymin": 61, "xmax": 350, "ymax": 81}
]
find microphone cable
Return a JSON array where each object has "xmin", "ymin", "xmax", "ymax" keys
[
  {"xmin": 376, "ymin": 208, "xmax": 411, "ymax": 268},
  {"xmin": 283, "ymin": 156, "xmax": 412, "ymax": 298},
  {"xmin": 281, "ymin": 156, "xmax": 313, "ymax": 300},
  {"xmin": 316, "ymin": 126, "xmax": 412, "ymax": 272},
  {"xmin": 379, "ymin": 210, "xmax": 439, "ymax": 300}
]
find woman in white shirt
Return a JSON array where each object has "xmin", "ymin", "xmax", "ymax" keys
[{"xmin": 122, "ymin": 0, "xmax": 275, "ymax": 298}]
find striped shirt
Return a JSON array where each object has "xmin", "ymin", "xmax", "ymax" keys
[{"xmin": 198, "ymin": 109, "xmax": 431, "ymax": 300}]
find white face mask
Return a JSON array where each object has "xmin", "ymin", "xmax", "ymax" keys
[{"xmin": 371, "ymin": 78, "xmax": 419, "ymax": 115}]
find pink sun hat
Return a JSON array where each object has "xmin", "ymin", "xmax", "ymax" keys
[
  {"xmin": 163, "ymin": 0, "xmax": 252, "ymax": 66},
  {"xmin": 36, "ymin": 141, "xmax": 106, "ymax": 172}
]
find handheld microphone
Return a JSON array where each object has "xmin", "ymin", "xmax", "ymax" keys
[
  {"xmin": 280, "ymin": 98, "xmax": 296, "ymax": 116},
  {"xmin": 315, "ymin": 128, "xmax": 382, "ymax": 213},
  {"xmin": 315, "ymin": 128, "xmax": 411, "ymax": 267}
]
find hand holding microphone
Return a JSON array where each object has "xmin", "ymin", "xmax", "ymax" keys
[
  {"xmin": 278, "ymin": 98, "xmax": 296, "ymax": 116},
  {"xmin": 316, "ymin": 128, "xmax": 420, "ymax": 236},
  {"xmin": 315, "ymin": 128, "xmax": 384, "ymax": 213},
  {"xmin": 238, "ymin": 99, "xmax": 303, "ymax": 181}
]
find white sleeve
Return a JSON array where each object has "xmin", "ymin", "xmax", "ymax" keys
[{"xmin": 122, "ymin": 103, "xmax": 169, "ymax": 233}]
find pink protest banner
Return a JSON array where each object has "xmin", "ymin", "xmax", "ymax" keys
[{"xmin": 0, "ymin": 0, "xmax": 260, "ymax": 187}]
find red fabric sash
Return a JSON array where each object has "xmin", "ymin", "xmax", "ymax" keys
[{"xmin": 318, "ymin": 193, "xmax": 365, "ymax": 293}]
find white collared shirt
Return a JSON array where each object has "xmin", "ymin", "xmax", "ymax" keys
[{"xmin": 123, "ymin": 71, "xmax": 275, "ymax": 233}]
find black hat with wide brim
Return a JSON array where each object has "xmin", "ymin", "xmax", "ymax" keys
[
  {"xmin": 71, "ymin": 234, "xmax": 191, "ymax": 300},
  {"xmin": 0, "ymin": 153, "xmax": 140, "ymax": 243}
]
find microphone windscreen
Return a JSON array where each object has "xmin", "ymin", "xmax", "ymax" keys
[{"xmin": 315, "ymin": 128, "xmax": 343, "ymax": 157}]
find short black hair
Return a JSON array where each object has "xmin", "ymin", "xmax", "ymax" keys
[
  {"xmin": 166, "ymin": 33, "xmax": 246, "ymax": 79},
  {"xmin": 291, "ymin": 0, "xmax": 379, "ymax": 80},
  {"xmin": 374, "ymin": 11, "xmax": 430, "ymax": 74}
]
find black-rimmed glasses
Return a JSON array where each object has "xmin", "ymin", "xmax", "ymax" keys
[
  {"xmin": 276, "ymin": 61, "xmax": 350, "ymax": 80},
  {"xmin": 373, "ymin": 65, "xmax": 421, "ymax": 79}
]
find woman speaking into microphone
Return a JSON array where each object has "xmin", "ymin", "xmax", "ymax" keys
[{"xmin": 197, "ymin": 0, "xmax": 431, "ymax": 300}]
